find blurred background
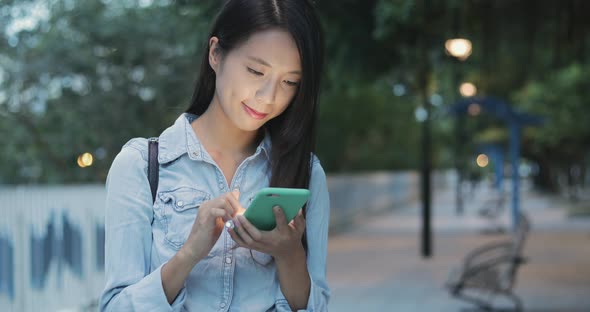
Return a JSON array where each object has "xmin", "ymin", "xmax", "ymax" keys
[{"xmin": 0, "ymin": 0, "xmax": 589, "ymax": 311}]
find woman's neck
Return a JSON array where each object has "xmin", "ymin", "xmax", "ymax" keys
[{"xmin": 192, "ymin": 99, "xmax": 260, "ymax": 157}]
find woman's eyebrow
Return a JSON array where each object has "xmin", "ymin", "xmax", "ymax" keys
[{"xmin": 246, "ymin": 55, "xmax": 301, "ymax": 75}]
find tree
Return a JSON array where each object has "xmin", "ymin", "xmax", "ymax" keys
[
  {"xmin": 0, "ymin": 0, "xmax": 220, "ymax": 183},
  {"xmin": 1, "ymin": 0, "xmax": 589, "ymax": 188},
  {"xmin": 515, "ymin": 64, "xmax": 590, "ymax": 194}
]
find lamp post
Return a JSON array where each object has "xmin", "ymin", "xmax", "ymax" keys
[
  {"xmin": 418, "ymin": 0, "xmax": 433, "ymax": 258},
  {"xmin": 445, "ymin": 38, "xmax": 472, "ymax": 215}
]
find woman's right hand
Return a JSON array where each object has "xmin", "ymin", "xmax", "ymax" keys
[
  {"xmin": 162, "ymin": 190, "xmax": 244, "ymax": 304},
  {"xmin": 179, "ymin": 189, "xmax": 245, "ymax": 263}
]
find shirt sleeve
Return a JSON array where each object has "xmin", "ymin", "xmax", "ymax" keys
[
  {"xmin": 99, "ymin": 143, "xmax": 187, "ymax": 312},
  {"xmin": 276, "ymin": 156, "xmax": 331, "ymax": 311}
]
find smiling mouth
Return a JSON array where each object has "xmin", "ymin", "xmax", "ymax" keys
[{"xmin": 242, "ymin": 102, "xmax": 268, "ymax": 119}]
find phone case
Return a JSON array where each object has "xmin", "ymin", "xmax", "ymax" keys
[{"xmin": 243, "ymin": 187, "xmax": 311, "ymax": 231}]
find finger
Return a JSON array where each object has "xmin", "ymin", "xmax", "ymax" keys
[
  {"xmin": 273, "ymin": 206, "xmax": 288, "ymax": 231},
  {"xmin": 210, "ymin": 207, "xmax": 231, "ymax": 222},
  {"xmin": 232, "ymin": 189, "xmax": 240, "ymax": 200},
  {"xmin": 228, "ymin": 227, "xmax": 247, "ymax": 247},
  {"xmin": 211, "ymin": 195, "xmax": 238, "ymax": 220},
  {"xmin": 297, "ymin": 208, "xmax": 304, "ymax": 217},
  {"xmin": 207, "ymin": 197, "xmax": 230, "ymax": 217},
  {"xmin": 287, "ymin": 213, "xmax": 299, "ymax": 228},
  {"xmin": 294, "ymin": 212, "xmax": 306, "ymax": 232},
  {"xmin": 237, "ymin": 215, "xmax": 263, "ymax": 242},
  {"xmin": 225, "ymin": 192, "xmax": 246, "ymax": 217},
  {"xmin": 233, "ymin": 218, "xmax": 257, "ymax": 246}
]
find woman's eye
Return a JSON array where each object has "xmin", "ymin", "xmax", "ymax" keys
[
  {"xmin": 284, "ymin": 80, "xmax": 299, "ymax": 87},
  {"xmin": 247, "ymin": 67, "xmax": 263, "ymax": 76}
]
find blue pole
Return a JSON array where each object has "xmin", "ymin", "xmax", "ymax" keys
[
  {"xmin": 510, "ymin": 124, "xmax": 521, "ymax": 231},
  {"xmin": 496, "ymin": 147, "xmax": 504, "ymax": 198},
  {"xmin": 488, "ymin": 145, "xmax": 504, "ymax": 191}
]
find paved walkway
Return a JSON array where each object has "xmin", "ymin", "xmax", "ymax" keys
[{"xmin": 327, "ymin": 182, "xmax": 590, "ymax": 311}]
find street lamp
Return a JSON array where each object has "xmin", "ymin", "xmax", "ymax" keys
[
  {"xmin": 446, "ymin": 38, "xmax": 472, "ymax": 216},
  {"xmin": 419, "ymin": 38, "xmax": 473, "ymax": 258},
  {"xmin": 445, "ymin": 38, "xmax": 473, "ymax": 60}
]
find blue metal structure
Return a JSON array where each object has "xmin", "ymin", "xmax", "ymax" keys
[{"xmin": 449, "ymin": 96, "xmax": 544, "ymax": 230}]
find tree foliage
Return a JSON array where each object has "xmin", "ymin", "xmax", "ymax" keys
[{"xmin": 1, "ymin": 0, "xmax": 589, "ymax": 190}]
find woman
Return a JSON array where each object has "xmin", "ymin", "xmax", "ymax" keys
[{"xmin": 99, "ymin": 0, "xmax": 329, "ymax": 311}]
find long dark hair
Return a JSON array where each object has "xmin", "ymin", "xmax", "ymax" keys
[{"xmin": 187, "ymin": 1, "xmax": 324, "ymax": 195}]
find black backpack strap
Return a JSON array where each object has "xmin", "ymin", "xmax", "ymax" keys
[{"xmin": 147, "ymin": 137, "xmax": 159, "ymax": 204}]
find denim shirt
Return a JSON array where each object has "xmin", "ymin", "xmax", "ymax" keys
[{"xmin": 99, "ymin": 113, "xmax": 330, "ymax": 311}]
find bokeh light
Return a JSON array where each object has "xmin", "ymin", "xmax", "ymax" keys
[
  {"xmin": 445, "ymin": 38, "xmax": 473, "ymax": 60},
  {"xmin": 476, "ymin": 154, "xmax": 489, "ymax": 167},
  {"xmin": 468, "ymin": 103, "xmax": 482, "ymax": 116},
  {"xmin": 460, "ymin": 82, "xmax": 477, "ymax": 97},
  {"xmin": 77, "ymin": 152, "xmax": 94, "ymax": 168}
]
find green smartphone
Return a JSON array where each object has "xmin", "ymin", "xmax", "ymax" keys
[{"xmin": 243, "ymin": 187, "xmax": 311, "ymax": 231}]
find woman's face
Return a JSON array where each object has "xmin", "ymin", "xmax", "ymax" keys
[{"xmin": 208, "ymin": 28, "xmax": 302, "ymax": 132}]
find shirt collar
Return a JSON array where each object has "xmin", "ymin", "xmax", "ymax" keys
[{"xmin": 157, "ymin": 113, "xmax": 272, "ymax": 164}]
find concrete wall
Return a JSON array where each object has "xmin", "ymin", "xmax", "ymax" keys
[{"xmin": 328, "ymin": 170, "xmax": 453, "ymax": 231}]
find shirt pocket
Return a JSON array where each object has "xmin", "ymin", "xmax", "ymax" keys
[{"xmin": 157, "ymin": 186, "xmax": 211, "ymax": 250}]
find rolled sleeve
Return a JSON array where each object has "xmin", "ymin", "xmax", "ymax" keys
[
  {"xmin": 277, "ymin": 156, "xmax": 331, "ymax": 311},
  {"xmin": 102, "ymin": 262, "xmax": 187, "ymax": 311},
  {"xmin": 99, "ymin": 143, "xmax": 187, "ymax": 311},
  {"xmin": 276, "ymin": 275, "xmax": 330, "ymax": 312},
  {"xmin": 301, "ymin": 276, "xmax": 330, "ymax": 311}
]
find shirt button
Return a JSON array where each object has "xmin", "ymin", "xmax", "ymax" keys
[
  {"xmin": 225, "ymin": 257, "xmax": 232, "ymax": 264},
  {"xmin": 176, "ymin": 201, "xmax": 184, "ymax": 207},
  {"xmin": 220, "ymin": 302, "xmax": 226, "ymax": 308}
]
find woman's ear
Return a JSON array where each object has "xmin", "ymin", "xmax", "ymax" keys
[{"xmin": 208, "ymin": 37, "xmax": 222, "ymax": 74}]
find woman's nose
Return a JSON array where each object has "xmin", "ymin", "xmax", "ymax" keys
[{"xmin": 255, "ymin": 78, "xmax": 278, "ymax": 105}]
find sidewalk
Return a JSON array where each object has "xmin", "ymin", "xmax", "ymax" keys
[{"xmin": 326, "ymin": 182, "xmax": 590, "ymax": 311}]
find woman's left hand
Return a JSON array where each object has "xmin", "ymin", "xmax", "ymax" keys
[{"xmin": 228, "ymin": 206, "xmax": 306, "ymax": 259}]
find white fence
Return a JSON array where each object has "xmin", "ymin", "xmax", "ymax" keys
[
  {"xmin": 0, "ymin": 186, "xmax": 106, "ymax": 312},
  {"xmin": 0, "ymin": 171, "xmax": 453, "ymax": 312}
]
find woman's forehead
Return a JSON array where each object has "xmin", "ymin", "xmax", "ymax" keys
[{"xmin": 234, "ymin": 29, "xmax": 301, "ymax": 72}]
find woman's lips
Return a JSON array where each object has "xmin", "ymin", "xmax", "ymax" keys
[{"xmin": 242, "ymin": 102, "xmax": 268, "ymax": 120}]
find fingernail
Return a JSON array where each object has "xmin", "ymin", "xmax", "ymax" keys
[
  {"xmin": 225, "ymin": 220, "xmax": 235, "ymax": 229},
  {"xmin": 233, "ymin": 218, "xmax": 241, "ymax": 228},
  {"xmin": 273, "ymin": 206, "xmax": 280, "ymax": 213}
]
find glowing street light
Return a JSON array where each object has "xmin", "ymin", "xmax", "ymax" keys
[
  {"xmin": 77, "ymin": 152, "xmax": 94, "ymax": 168},
  {"xmin": 445, "ymin": 38, "xmax": 472, "ymax": 61},
  {"xmin": 476, "ymin": 154, "xmax": 489, "ymax": 167},
  {"xmin": 459, "ymin": 82, "xmax": 477, "ymax": 97}
]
